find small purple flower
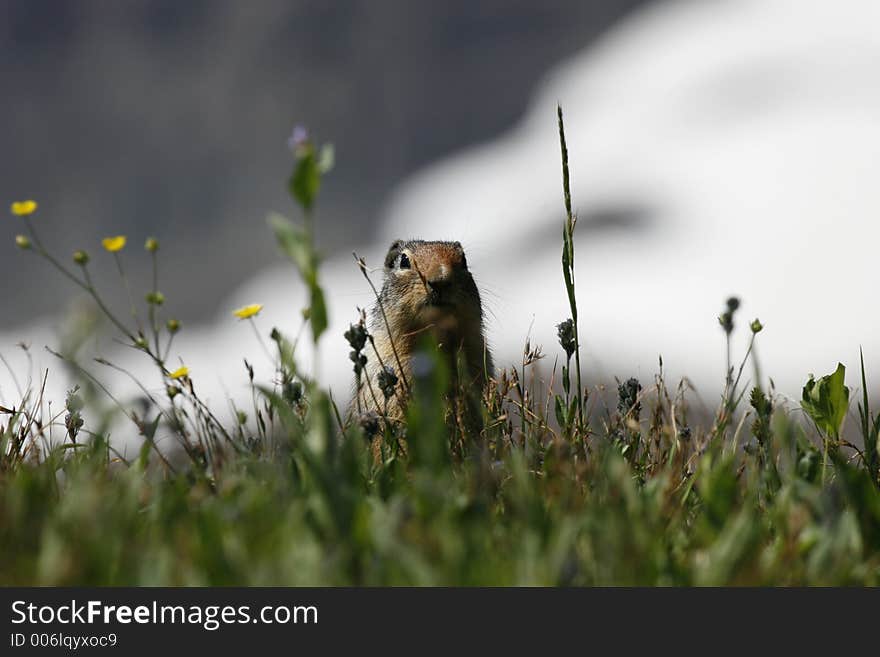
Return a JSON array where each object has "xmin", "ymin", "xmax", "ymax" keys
[{"xmin": 287, "ymin": 124, "xmax": 309, "ymax": 152}]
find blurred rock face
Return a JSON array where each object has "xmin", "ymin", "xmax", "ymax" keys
[
  {"xmin": 4, "ymin": 0, "xmax": 880, "ymax": 446},
  {"xmin": 0, "ymin": 0, "xmax": 642, "ymax": 328}
]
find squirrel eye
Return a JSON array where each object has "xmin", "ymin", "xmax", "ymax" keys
[{"xmin": 398, "ymin": 253, "xmax": 411, "ymax": 269}]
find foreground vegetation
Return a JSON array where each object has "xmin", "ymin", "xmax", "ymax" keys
[{"xmin": 1, "ymin": 113, "xmax": 879, "ymax": 586}]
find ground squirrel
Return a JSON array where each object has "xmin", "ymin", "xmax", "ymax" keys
[{"xmin": 356, "ymin": 239, "xmax": 493, "ymax": 437}]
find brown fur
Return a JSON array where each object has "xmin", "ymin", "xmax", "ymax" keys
[{"xmin": 357, "ymin": 239, "xmax": 493, "ymax": 445}]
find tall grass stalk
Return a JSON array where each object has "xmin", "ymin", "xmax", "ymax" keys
[{"xmin": 556, "ymin": 105, "xmax": 584, "ymax": 432}]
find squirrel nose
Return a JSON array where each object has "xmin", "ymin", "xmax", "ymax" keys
[
  {"xmin": 426, "ymin": 276, "xmax": 452, "ymax": 303},
  {"xmin": 427, "ymin": 277, "xmax": 450, "ymax": 291}
]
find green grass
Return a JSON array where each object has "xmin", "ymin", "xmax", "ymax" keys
[{"xmin": 1, "ymin": 113, "xmax": 879, "ymax": 586}]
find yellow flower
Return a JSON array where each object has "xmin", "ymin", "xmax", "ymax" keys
[
  {"xmin": 168, "ymin": 366, "xmax": 189, "ymax": 380},
  {"xmin": 233, "ymin": 303, "xmax": 263, "ymax": 319},
  {"xmin": 10, "ymin": 200, "xmax": 38, "ymax": 216},
  {"xmin": 101, "ymin": 236, "xmax": 127, "ymax": 252}
]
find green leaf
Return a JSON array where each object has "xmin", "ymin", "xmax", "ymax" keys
[
  {"xmin": 568, "ymin": 396, "xmax": 579, "ymax": 427},
  {"xmin": 268, "ymin": 212, "xmax": 314, "ymax": 281},
  {"xmin": 309, "ymin": 283, "xmax": 328, "ymax": 343},
  {"xmin": 137, "ymin": 437, "xmax": 152, "ymax": 470},
  {"xmin": 267, "ymin": 212, "xmax": 328, "ymax": 344},
  {"xmin": 801, "ymin": 363, "xmax": 849, "ymax": 439},
  {"xmin": 554, "ymin": 395, "xmax": 566, "ymax": 427},
  {"xmin": 796, "ymin": 439, "xmax": 820, "ymax": 482},
  {"xmin": 561, "ymin": 226, "xmax": 571, "ymax": 272},
  {"xmin": 257, "ymin": 385, "xmax": 300, "ymax": 431},
  {"xmin": 289, "ymin": 148, "xmax": 321, "ymax": 212}
]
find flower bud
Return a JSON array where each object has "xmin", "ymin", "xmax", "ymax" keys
[
  {"xmin": 73, "ymin": 250, "xmax": 90, "ymax": 265},
  {"xmin": 344, "ymin": 322, "xmax": 368, "ymax": 352},
  {"xmin": 377, "ymin": 365, "xmax": 399, "ymax": 400},
  {"xmin": 14, "ymin": 234, "xmax": 31, "ymax": 250},
  {"xmin": 145, "ymin": 237, "xmax": 159, "ymax": 252},
  {"xmin": 166, "ymin": 318, "xmax": 181, "ymax": 333},
  {"xmin": 750, "ymin": 319, "xmax": 763, "ymax": 333},
  {"xmin": 556, "ymin": 318, "xmax": 576, "ymax": 359},
  {"xmin": 358, "ymin": 411, "xmax": 380, "ymax": 439}
]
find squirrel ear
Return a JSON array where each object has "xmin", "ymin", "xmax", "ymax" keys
[
  {"xmin": 384, "ymin": 240, "xmax": 404, "ymax": 269},
  {"xmin": 451, "ymin": 241, "xmax": 467, "ymax": 266}
]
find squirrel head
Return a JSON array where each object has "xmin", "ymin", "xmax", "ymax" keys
[{"xmin": 379, "ymin": 239, "xmax": 483, "ymax": 340}]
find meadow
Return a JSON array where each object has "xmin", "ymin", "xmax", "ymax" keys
[{"xmin": 1, "ymin": 109, "xmax": 879, "ymax": 586}]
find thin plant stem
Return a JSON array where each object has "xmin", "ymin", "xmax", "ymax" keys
[
  {"xmin": 23, "ymin": 218, "xmax": 138, "ymax": 344},
  {"xmin": 113, "ymin": 252, "xmax": 142, "ymax": 334},
  {"xmin": 248, "ymin": 318, "xmax": 274, "ymax": 364},
  {"xmin": 149, "ymin": 249, "xmax": 161, "ymax": 355},
  {"xmin": 556, "ymin": 105, "xmax": 584, "ymax": 431},
  {"xmin": 163, "ymin": 331, "xmax": 176, "ymax": 363},
  {"xmin": 354, "ymin": 253, "xmax": 411, "ymax": 393},
  {"xmin": 81, "ymin": 266, "xmax": 137, "ymax": 343}
]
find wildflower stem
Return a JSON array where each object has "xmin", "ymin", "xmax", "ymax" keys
[
  {"xmin": 80, "ymin": 266, "xmax": 138, "ymax": 343},
  {"xmin": 726, "ymin": 332, "xmax": 733, "ymax": 390},
  {"xmin": 751, "ymin": 342, "xmax": 763, "ymax": 394},
  {"xmin": 354, "ymin": 253, "xmax": 412, "ymax": 394},
  {"xmin": 714, "ymin": 332, "xmax": 757, "ymax": 439},
  {"xmin": 366, "ymin": 334, "xmax": 409, "ymax": 411},
  {"xmin": 557, "ymin": 105, "xmax": 584, "ymax": 432},
  {"xmin": 32, "ymin": 233, "xmax": 169, "ymax": 383},
  {"xmin": 729, "ymin": 333, "xmax": 755, "ymax": 410},
  {"xmin": 304, "ymin": 208, "xmax": 314, "ymax": 246},
  {"xmin": 113, "ymin": 252, "xmax": 142, "ymax": 335},
  {"xmin": 151, "ymin": 249, "xmax": 158, "ymax": 296},
  {"xmin": 149, "ymin": 249, "xmax": 161, "ymax": 355},
  {"xmin": 163, "ymin": 331, "xmax": 176, "ymax": 363},
  {"xmin": 22, "ymin": 219, "xmax": 138, "ymax": 344},
  {"xmin": 25, "ymin": 232, "xmax": 84, "ymax": 289},
  {"xmin": 186, "ymin": 381, "xmax": 234, "ymax": 446},
  {"xmin": 248, "ymin": 318, "xmax": 274, "ymax": 363},
  {"xmin": 46, "ymin": 347, "xmax": 177, "ymax": 473},
  {"xmin": 148, "ymin": 304, "xmax": 158, "ymax": 353},
  {"xmin": 289, "ymin": 314, "xmax": 308, "ymax": 364}
]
